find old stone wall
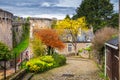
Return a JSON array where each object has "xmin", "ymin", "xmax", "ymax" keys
[
  {"xmin": 12, "ymin": 24, "xmax": 23, "ymax": 47},
  {"xmin": 0, "ymin": 9, "xmax": 13, "ymax": 49},
  {"xmin": 29, "ymin": 18, "xmax": 53, "ymax": 39},
  {"xmin": 56, "ymin": 42, "xmax": 91, "ymax": 55}
]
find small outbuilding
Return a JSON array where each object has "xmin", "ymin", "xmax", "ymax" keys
[{"xmin": 105, "ymin": 37, "xmax": 119, "ymax": 80}]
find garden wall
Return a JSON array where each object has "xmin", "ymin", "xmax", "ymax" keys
[{"xmin": 56, "ymin": 42, "xmax": 91, "ymax": 55}]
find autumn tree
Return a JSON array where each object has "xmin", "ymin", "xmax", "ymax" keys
[
  {"xmin": 35, "ymin": 29, "xmax": 65, "ymax": 55},
  {"xmin": 56, "ymin": 17, "xmax": 87, "ymax": 55}
]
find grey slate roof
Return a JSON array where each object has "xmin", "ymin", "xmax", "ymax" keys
[{"xmin": 106, "ymin": 37, "xmax": 118, "ymax": 47}]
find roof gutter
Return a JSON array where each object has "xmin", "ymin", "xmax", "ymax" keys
[{"xmin": 105, "ymin": 43, "xmax": 118, "ymax": 50}]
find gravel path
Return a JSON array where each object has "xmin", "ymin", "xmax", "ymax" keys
[{"xmin": 31, "ymin": 57, "xmax": 103, "ymax": 80}]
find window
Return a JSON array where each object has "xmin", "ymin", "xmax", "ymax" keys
[
  {"xmin": 16, "ymin": 27, "xmax": 18, "ymax": 32},
  {"xmin": 68, "ymin": 43, "xmax": 72, "ymax": 52}
]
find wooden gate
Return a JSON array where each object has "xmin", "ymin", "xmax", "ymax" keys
[
  {"xmin": 112, "ymin": 49, "xmax": 119, "ymax": 80},
  {"xmin": 106, "ymin": 46, "xmax": 112, "ymax": 79},
  {"xmin": 106, "ymin": 46, "xmax": 119, "ymax": 80}
]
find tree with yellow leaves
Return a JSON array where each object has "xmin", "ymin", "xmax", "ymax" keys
[{"xmin": 56, "ymin": 17, "xmax": 88, "ymax": 55}]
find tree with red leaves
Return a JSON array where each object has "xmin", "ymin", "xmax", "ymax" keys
[{"xmin": 35, "ymin": 29, "xmax": 65, "ymax": 55}]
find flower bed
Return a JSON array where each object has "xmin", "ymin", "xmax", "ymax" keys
[{"xmin": 26, "ymin": 54, "xmax": 66, "ymax": 73}]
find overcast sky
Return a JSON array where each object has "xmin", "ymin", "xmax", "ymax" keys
[{"xmin": 0, "ymin": 0, "xmax": 118, "ymax": 19}]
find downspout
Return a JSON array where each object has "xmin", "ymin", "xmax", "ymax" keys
[
  {"xmin": 119, "ymin": 0, "xmax": 120, "ymax": 79},
  {"xmin": 118, "ymin": 0, "xmax": 120, "ymax": 80},
  {"xmin": 104, "ymin": 45, "xmax": 106, "ymax": 77}
]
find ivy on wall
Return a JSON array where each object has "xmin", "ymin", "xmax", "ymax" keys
[
  {"xmin": 13, "ymin": 18, "xmax": 30, "ymax": 47},
  {"xmin": 13, "ymin": 29, "xmax": 17, "ymax": 47},
  {"xmin": 21, "ymin": 21, "xmax": 30, "ymax": 40},
  {"xmin": 12, "ymin": 18, "xmax": 30, "ymax": 58}
]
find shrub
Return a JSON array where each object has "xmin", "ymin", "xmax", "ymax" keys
[
  {"xmin": 85, "ymin": 46, "xmax": 92, "ymax": 58},
  {"xmin": 92, "ymin": 27, "xmax": 118, "ymax": 64},
  {"xmin": 0, "ymin": 42, "xmax": 11, "ymax": 60},
  {"xmin": 26, "ymin": 58, "xmax": 49, "ymax": 73},
  {"xmin": 52, "ymin": 53, "xmax": 66, "ymax": 67},
  {"xmin": 78, "ymin": 49, "xmax": 83, "ymax": 53},
  {"xmin": 21, "ymin": 61, "xmax": 27, "ymax": 69},
  {"xmin": 40, "ymin": 56, "xmax": 54, "ymax": 63},
  {"xmin": 32, "ymin": 37, "xmax": 45, "ymax": 57},
  {"xmin": 26, "ymin": 54, "xmax": 66, "ymax": 73}
]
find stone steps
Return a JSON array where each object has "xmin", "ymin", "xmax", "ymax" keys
[{"xmin": 21, "ymin": 73, "xmax": 34, "ymax": 80}]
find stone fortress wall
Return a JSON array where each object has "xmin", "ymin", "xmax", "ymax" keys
[
  {"xmin": 0, "ymin": 9, "xmax": 27, "ymax": 49},
  {"xmin": 29, "ymin": 17, "xmax": 53, "ymax": 39},
  {"xmin": 0, "ymin": 9, "xmax": 13, "ymax": 49},
  {"xmin": 0, "ymin": 9, "xmax": 55, "ymax": 48},
  {"xmin": 12, "ymin": 16, "xmax": 27, "ymax": 47}
]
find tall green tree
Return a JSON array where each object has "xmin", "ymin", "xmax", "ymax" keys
[
  {"xmin": 0, "ymin": 42, "xmax": 11, "ymax": 61},
  {"xmin": 0, "ymin": 42, "xmax": 11, "ymax": 79},
  {"xmin": 73, "ymin": 0, "xmax": 113, "ymax": 32},
  {"xmin": 107, "ymin": 13, "xmax": 119, "ymax": 28},
  {"xmin": 51, "ymin": 18, "xmax": 57, "ymax": 29},
  {"xmin": 65, "ymin": 14, "xmax": 71, "ymax": 19}
]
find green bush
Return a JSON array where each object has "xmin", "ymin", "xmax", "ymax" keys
[
  {"xmin": 12, "ymin": 38, "xmax": 29, "ymax": 57},
  {"xmin": 78, "ymin": 49, "xmax": 83, "ymax": 53},
  {"xmin": 52, "ymin": 53, "xmax": 66, "ymax": 67},
  {"xmin": 40, "ymin": 56, "xmax": 54, "ymax": 63},
  {"xmin": 0, "ymin": 42, "xmax": 12, "ymax": 60},
  {"xmin": 26, "ymin": 54, "xmax": 66, "ymax": 73},
  {"xmin": 85, "ymin": 46, "xmax": 91, "ymax": 51},
  {"xmin": 26, "ymin": 58, "xmax": 50, "ymax": 73},
  {"xmin": 32, "ymin": 38, "xmax": 45, "ymax": 57}
]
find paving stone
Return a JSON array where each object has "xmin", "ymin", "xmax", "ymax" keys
[{"xmin": 30, "ymin": 57, "xmax": 104, "ymax": 80}]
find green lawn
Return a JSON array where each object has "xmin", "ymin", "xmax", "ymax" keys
[{"xmin": 12, "ymin": 38, "xmax": 29, "ymax": 57}]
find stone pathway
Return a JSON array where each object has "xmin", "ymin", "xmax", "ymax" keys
[
  {"xmin": 0, "ymin": 68, "xmax": 15, "ymax": 80},
  {"xmin": 31, "ymin": 57, "xmax": 104, "ymax": 80}
]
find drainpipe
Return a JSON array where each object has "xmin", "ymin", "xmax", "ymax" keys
[
  {"xmin": 118, "ymin": 0, "xmax": 120, "ymax": 80},
  {"xmin": 104, "ymin": 45, "xmax": 106, "ymax": 77}
]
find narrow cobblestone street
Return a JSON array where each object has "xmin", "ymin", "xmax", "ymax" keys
[{"xmin": 31, "ymin": 57, "xmax": 103, "ymax": 80}]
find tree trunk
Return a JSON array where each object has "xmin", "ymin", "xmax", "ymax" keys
[
  {"xmin": 89, "ymin": 52, "xmax": 90, "ymax": 59},
  {"xmin": 74, "ymin": 42, "xmax": 77, "ymax": 56},
  {"xmin": 15, "ymin": 53, "xmax": 17, "ymax": 73},
  {"xmin": 51, "ymin": 48, "xmax": 54, "ymax": 54},
  {"xmin": 48, "ymin": 46, "xmax": 51, "ymax": 55},
  {"xmin": 4, "ymin": 54, "xmax": 6, "ymax": 80}
]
